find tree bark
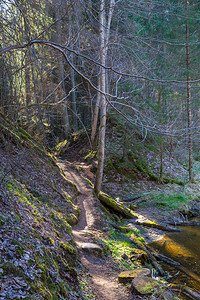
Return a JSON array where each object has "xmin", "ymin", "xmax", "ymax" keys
[
  {"xmin": 94, "ymin": 0, "xmax": 107, "ymax": 194},
  {"xmin": 186, "ymin": 0, "xmax": 194, "ymax": 182},
  {"xmin": 94, "ymin": 0, "xmax": 115, "ymax": 194},
  {"xmin": 56, "ymin": 1, "xmax": 70, "ymax": 137},
  {"xmin": 69, "ymin": 14, "xmax": 78, "ymax": 132},
  {"xmin": 91, "ymin": 77, "xmax": 101, "ymax": 147},
  {"xmin": 98, "ymin": 192, "xmax": 137, "ymax": 219}
]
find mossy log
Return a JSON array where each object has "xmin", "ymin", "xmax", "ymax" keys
[
  {"xmin": 162, "ymin": 177, "xmax": 183, "ymax": 185},
  {"xmin": 130, "ymin": 233, "xmax": 164, "ymax": 276},
  {"xmin": 98, "ymin": 192, "xmax": 137, "ymax": 219},
  {"xmin": 135, "ymin": 220, "xmax": 181, "ymax": 232}
]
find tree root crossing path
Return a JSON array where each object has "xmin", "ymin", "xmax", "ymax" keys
[{"xmin": 58, "ymin": 159, "xmax": 130, "ymax": 300}]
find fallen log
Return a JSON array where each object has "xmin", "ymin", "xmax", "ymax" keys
[
  {"xmin": 135, "ymin": 220, "xmax": 181, "ymax": 232},
  {"xmin": 172, "ymin": 284, "xmax": 200, "ymax": 300},
  {"xmin": 181, "ymin": 287, "xmax": 200, "ymax": 300},
  {"xmin": 98, "ymin": 192, "xmax": 138, "ymax": 219},
  {"xmin": 151, "ymin": 251, "xmax": 200, "ymax": 284},
  {"xmin": 153, "ymin": 253, "xmax": 180, "ymax": 266},
  {"xmin": 168, "ymin": 221, "xmax": 200, "ymax": 227}
]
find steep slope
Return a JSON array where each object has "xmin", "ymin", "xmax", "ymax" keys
[
  {"xmin": 0, "ymin": 115, "xmax": 90, "ymax": 299},
  {"xmin": 0, "ymin": 114, "xmax": 131, "ymax": 300}
]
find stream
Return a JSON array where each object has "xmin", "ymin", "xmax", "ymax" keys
[{"xmin": 150, "ymin": 224, "xmax": 200, "ymax": 291}]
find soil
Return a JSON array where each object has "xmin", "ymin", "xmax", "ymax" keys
[{"xmin": 57, "ymin": 159, "xmax": 132, "ymax": 300}]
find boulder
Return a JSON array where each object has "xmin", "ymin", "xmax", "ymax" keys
[
  {"xmin": 81, "ymin": 243, "xmax": 102, "ymax": 255},
  {"xmin": 131, "ymin": 276, "xmax": 162, "ymax": 295},
  {"xmin": 161, "ymin": 290, "xmax": 181, "ymax": 300},
  {"xmin": 118, "ymin": 268, "xmax": 151, "ymax": 283}
]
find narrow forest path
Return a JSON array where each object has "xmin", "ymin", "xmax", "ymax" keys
[{"xmin": 57, "ymin": 159, "xmax": 131, "ymax": 300}]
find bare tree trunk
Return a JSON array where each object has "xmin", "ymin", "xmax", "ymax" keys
[
  {"xmin": 186, "ymin": 0, "xmax": 194, "ymax": 182},
  {"xmin": 91, "ymin": 77, "xmax": 101, "ymax": 147},
  {"xmin": 69, "ymin": 15, "xmax": 78, "ymax": 132},
  {"xmin": 158, "ymin": 87, "xmax": 163, "ymax": 181},
  {"xmin": 94, "ymin": 0, "xmax": 106, "ymax": 194},
  {"xmin": 71, "ymin": 54, "xmax": 78, "ymax": 131},
  {"xmin": 94, "ymin": 0, "xmax": 115, "ymax": 194},
  {"xmin": 56, "ymin": 2, "xmax": 70, "ymax": 137}
]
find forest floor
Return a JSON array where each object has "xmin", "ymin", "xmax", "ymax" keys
[{"xmin": 1, "ymin": 124, "xmax": 200, "ymax": 299}]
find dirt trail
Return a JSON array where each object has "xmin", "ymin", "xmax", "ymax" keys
[{"xmin": 57, "ymin": 159, "xmax": 131, "ymax": 300}]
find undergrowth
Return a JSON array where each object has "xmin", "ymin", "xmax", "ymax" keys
[{"xmin": 139, "ymin": 191, "xmax": 193, "ymax": 211}]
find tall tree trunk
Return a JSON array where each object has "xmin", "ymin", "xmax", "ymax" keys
[
  {"xmin": 91, "ymin": 0, "xmax": 115, "ymax": 150},
  {"xmin": 186, "ymin": 0, "xmax": 194, "ymax": 182},
  {"xmin": 71, "ymin": 54, "xmax": 78, "ymax": 131},
  {"xmin": 94, "ymin": 0, "xmax": 115, "ymax": 194},
  {"xmin": 94, "ymin": 0, "xmax": 107, "ymax": 194},
  {"xmin": 158, "ymin": 87, "xmax": 163, "ymax": 181},
  {"xmin": 91, "ymin": 77, "xmax": 101, "ymax": 147},
  {"xmin": 56, "ymin": 2, "xmax": 70, "ymax": 137},
  {"xmin": 69, "ymin": 15, "xmax": 78, "ymax": 132}
]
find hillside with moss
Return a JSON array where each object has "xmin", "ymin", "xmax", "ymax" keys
[{"xmin": 0, "ymin": 115, "xmax": 93, "ymax": 299}]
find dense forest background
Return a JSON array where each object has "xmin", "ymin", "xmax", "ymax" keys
[{"xmin": 0, "ymin": 0, "xmax": 200, "ymax": 189}]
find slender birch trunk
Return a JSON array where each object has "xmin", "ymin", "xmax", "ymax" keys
[{"xmin": 94, "ymin": 0, "xmax": 106, "ymax": 194}]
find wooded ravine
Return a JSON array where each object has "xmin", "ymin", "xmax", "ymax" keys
[{"xmin": 0, "ymin": 0, "xmax": 200, "ymax": 299}]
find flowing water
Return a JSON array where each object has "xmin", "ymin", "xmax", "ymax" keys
[{"xmin": 150, "ymin": 224, "xmax": 200, "ymax": 291}]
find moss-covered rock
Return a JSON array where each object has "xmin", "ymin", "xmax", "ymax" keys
[
  {"xmin": 130, "ymin": 249, "xmax": 149, "ymax": 265},
  {"xmin": 131, "ymin": 276, "xmax": 164, "ymax": 295},
  {"xmin": 161, "ymin": 290, "xmax": 181, "ymax": 300},
  {"xmin": 118, "ymin": 268, "xmax": 151, "ymax": 283}
]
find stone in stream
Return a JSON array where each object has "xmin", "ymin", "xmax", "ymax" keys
[
  {"xmin": 81, "ymin": 243, "xmax": 103, "ymax": 255},
  {"xmin": 118, "ymin": 268, "xmax": 151, "ymax": 283},
  {"xmin": 161, "ymin": 290, "xmax": 181, "ymax": 300}
]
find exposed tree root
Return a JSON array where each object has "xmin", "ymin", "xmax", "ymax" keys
[{"xmin": 129, "ymin": 232, "xmax": 165, "ymax": 276}]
